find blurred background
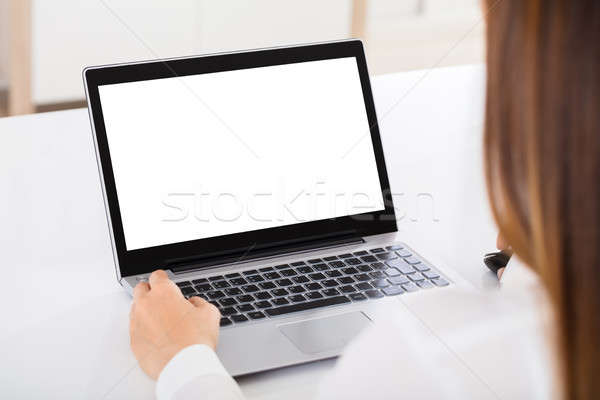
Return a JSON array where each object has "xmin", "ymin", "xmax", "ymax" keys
[{"xmin": 0, "ymin": 0, "xmax": 484, "ymax": 117}]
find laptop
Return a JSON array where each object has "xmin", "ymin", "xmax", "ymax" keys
[{"xmin": 84, "ymin": 39, "xmax": 457, "ymax": 376}]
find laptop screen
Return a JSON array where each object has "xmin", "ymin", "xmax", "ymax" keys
[{"xmin": 98, "ymin": 57, "xmax": 385, "ymax": 251}]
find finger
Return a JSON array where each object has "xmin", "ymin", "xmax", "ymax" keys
[
  {"xmin": 496, "ymin": 234, "xmax": 508, "ymax": 251},
  {"xmin": 497, "ymin": 267, "xmax": 506, "ymax": 280},
  {"xmin": 133, "ymin": 281, "xmax": 150, "ymax": 300},
  {"xmin": 148, "ymin": 270, "xmax": 170, "ymax": 288},
  {"xmin": 188, "ymin": 296, "xmax": 206, "ymax": 308}
]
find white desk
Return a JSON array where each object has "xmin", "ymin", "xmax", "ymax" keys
[{"xmin": 0, "ymin": 64, "xmax": 499, "ymax": 399}]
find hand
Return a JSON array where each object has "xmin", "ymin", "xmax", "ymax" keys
[
  {"xmin": 129, "ymin": 270, "xmax": 221, "ymax": 380},
  {"xmin": 496, "ymin": 234, "xmax": 509, "ymax": 279}
]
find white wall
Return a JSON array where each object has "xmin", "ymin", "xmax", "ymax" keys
[
  {"xmin": 31, "ymin": 0, "xmax": 351, "ymax": 104},
  {"xmin": 0, "ymin": 0, "xmax": 8, "ymax": 89}
]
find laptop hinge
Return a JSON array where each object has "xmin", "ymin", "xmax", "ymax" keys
[{"xmin": 170, "ymin": 233, "xmax": 364, "ymax": 275}]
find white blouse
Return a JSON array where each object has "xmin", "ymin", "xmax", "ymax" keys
[{"xmin": 156, "ymin": 260, "xmax": 559, "ymax": 400}]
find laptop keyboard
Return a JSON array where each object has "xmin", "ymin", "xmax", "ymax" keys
[{"xmin": 174, "ymin": 244, "xmax": 450, "ymax": 327}]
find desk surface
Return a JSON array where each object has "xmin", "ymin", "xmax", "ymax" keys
[{"xmin": 0, "ymin": 64, "xmax": 499, "ymax": 399}]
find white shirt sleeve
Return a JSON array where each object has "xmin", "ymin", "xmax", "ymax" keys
[{"xmin": 156, "ymin": 344, "xmax": 244, "ymax": 400}]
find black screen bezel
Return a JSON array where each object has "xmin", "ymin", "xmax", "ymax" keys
[{"xmin": 84, "ymin": 40, "xmax": 397, "ymax": 277}]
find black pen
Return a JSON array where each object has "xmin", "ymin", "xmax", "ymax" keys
[{"xmin": 484, "ymin": 250, "xmax": 512, "ymax": 275}]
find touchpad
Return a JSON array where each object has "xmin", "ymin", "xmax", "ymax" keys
[{"xmin": 278, "ymin": 312, "xmax": 371, "ymax": 355}]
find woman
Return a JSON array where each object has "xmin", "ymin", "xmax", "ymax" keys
[{"xmin": 129, "ymin": 1, "xmax": 600, "ymax": 398}]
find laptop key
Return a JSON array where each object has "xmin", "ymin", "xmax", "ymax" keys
[
  {"xmin": 365, "ymin": 289, "xmax": 384, "ymax": 299},
  {"xmin": 432, "ymin": 278, "xmax": 450, "ymax": 287},
  {"xmin": 308, "ymin": 259, "xmax": 322, "ymax": 264},
  {"xmin": 423, "ymin": 270, "xmax": 440, "ymax": 279},
  {"xmin": 248, "ymin": 311, "xmax": 266, "ymax": 320},
  {"xmin": 414, "ymin": 263, "xmax": 431, "ymax": 272},
  {"xmin": 371, "ymin": 262, "xmax": 386, "ymax": 270},
  {"xmin": 274, "ymin": 264, "xmax": 290, "ymax": 270},
  {"xmin": 289, "ymin": 285, "xmax": 306, "ymax": 293},
  {"xmin": 255, "ymin": 291, "xmax": 272, "ymax": 300},
  {"xmin": 272, "ymin": 297, "xmax": 290, "ymax": 306},
  {"xmin": 213, "ymin": 281, "xmax": 230, "ymax": 289},
  {"xmin": 237, "ymin": 295, "xmax": 254, "ymax": 303},
  {"xmin": 377, "ymin": 252, "xmax": 397, "ymax": 260},
  {"xmin": 194, "ymin": 284, "xmax": 212, "ymax": 292},
  {"xmin": 342, "ymin": 267, "xmax": 359, "ymax": 275},
  {"xmin": 265, "ymin": 296, "xmax": 350, "ymax": 317},
  {"xmin": 350, "ymin": 293, "xmax": 367, "ymax": 301},
  {"xmin": 220, "ymin": 317, "xmax": 232, "ymax": 327},
  {"xmin": 370, "ymin": 271, "xmax": 386, "ymax": 279},
  {"xmin": 372, "ymin": 279, "xmax": 390, "ymax": 288},
  {"xmin": 409, "ymin": 273, "xmax": 425, "ymax": 282},
  {"xmin": 259, "ymin": 282, "xmax": 276, "ymax": 290},
  {"xmin": 264, "ymin": 272, "xmax": 281, "ymax": 280},
  {"xmin": 322, "ymin": 288, "xmax": 340, "ymax": 297},
  {"xmin": 243, "ymin": 270, "xmax": 259, "ymax": 275},
  {"xmin": 209, "ymin": 275, "xmax": 224, "ymax": 281},
  {"xmin": 325, "ymin": 270, "xmax": 342, "ymax": 278},
  {"xmin": 418, "ymin": 280, "xmax": 434, "ymax": 289},
  {"xmin": 221, "ymin": 307, "xmax": 237, "ymax": 316},
  {"xmin": 340, "ymin": 285, "xmax": 356, "ymax": 293},
  {"xmin": 323, "ymin": 279, "xmax": 339, "ymax": 287},
  {"xmin": 355, "ymin": 274, "xmax": 370, "ymax": 282},
  {"xmin": 276, "ymin": 279, "xmax": 293, "ymax": 286},
  {"xmin": 346, "ymin": 258, "xmax": 362, "ymax": 265},
  {"xmin": 404, "ymin": 256, "xmax": 421, "ymax": 265},
  {"xmin": 383, "ymin": 286, "xmax": 404, "ymax": 296},
  {"xmin": 309, "ymin": 273, "xmax": 327, "ymax": 281},
  {"xmin": 255, "ymin": 301, "xmax": 272, "ymax": 309},
  {"xmin": 361, "ymin": 255, "xmax": 378, "ymax": 263},
  {"xmin": 289, "ymin": 295, "xmax": 306, "ymax": 303},
  {"xmin": 387, "ymin": 245, "xmax": 404, "ymax": 250},
  {"xmin": 271, "ymin": 288, "xmax": 289, "ymax": 297},
  {"xmin": 305, "ymin": 282, "xmax": 322, "ymax": 291},
  {"xmin": 358, "ymin": 264, "xmax": 373, "ymax": 272},
  {"xmin": 291, "ymin": 261, "xmax": 306, "ymax": 267},
  {"xmin": 237, "ymin": 304, "xmax": 254, "ymax": 312},
  {"xmin": 259, "ymin": 267, "xmax": 274, "ymax": 272},
  {"xmin": 314, "ymin": 263, "xmax": 329, "ymax": 271},
  {"xmin": 353, "ymin": 250, "xmax": 369, "ymax": 256},
  {"xmin": 231, "ymin": 314, "xmax": 249, "ymax": 323},
  {"xmin": 396, "ymin": 249, "xmax": 412, "ymax": 257},
  {"xmin": 176, "ymin": 281, "xmax": 192, "ymax": 287},
  {"xmin": 192, "ymin": 278, "xmax": 208, "ymax": 284},
  {"xmin": 292, "ymin": 276, "xmax": 310, "ymax": 284},
  {"xmin": 338, "ymin": 276, "xmax": 354, "ymax": 284},
  {"xmin": 402, "ymin": 283, "xmax": 419, "ymax": 292},
  {"xmin": 389, "ymin": 276, "xmax": 410, "ymax": 285},
  {"xmin": 306, "ymin": 291, "xmax": 323, "ymax": 299},
  {"xmin": 329, "ymin": 261, "xmax": 346, "ymax": 268},
  {"xmin": 384, "ymin": 268, "xmax": 401, "ymax": 277},
  {"xmin": 247, "ymin": 275, "xmax": 264, "ymax": 283},
  {"xmin": 230, "ymin": 278, "xmax": 248, "ymax": 286},
  {"xmin": 338, "ymin": 253, "xmax": 354, "ymax": 258},
  {"xmin": 219, "ymin": 298, "xmax": 237, "ymax": 307},
  {"xmin": 370, "ymin": 248, "xmax": 385, "ymax": 253},
  {"xmin": 356, "ymin": 282, "xmax": 373, "ymax": 291},
  {"xmin": 225, "ymin": 273, "xmax": 241, "ymax": 278},
  {"xmin": 281, "ymin": 269, "xmax": 297, "ymax": 277},
  {"xmin": 180, "ymin": 286, "xmax": 196, "ymax": 295},
  {"xmin": 242, "ymin": 285, "xmax": 259, "ymax": 293},
  {"xmin": 297, "ymin": 266, "xmax": 313, "ymax": 274},
  {"xmin": 208, "ymin": 290, "xmax": 225, "ymax": 299}
]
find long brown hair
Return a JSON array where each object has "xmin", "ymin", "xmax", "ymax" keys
[{"xmin": 484, "ymin": 1, "xmax": 600, "ymax": 398}]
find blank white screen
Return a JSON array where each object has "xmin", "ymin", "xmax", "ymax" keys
[{"xmin": 99, "ymin": 57, "xmax": 384, "ymax": 251}]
